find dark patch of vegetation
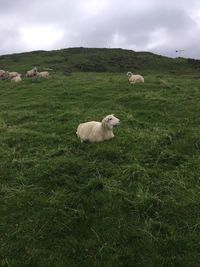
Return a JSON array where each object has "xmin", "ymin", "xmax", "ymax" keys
[
  {"xmin": 188, "ymin": 58, "xmax": 200, "ymax": 70},
  {"xmin": 0, "ymin": 47, "xmax": 198, "ymax": 74}
]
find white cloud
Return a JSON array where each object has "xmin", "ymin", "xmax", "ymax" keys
[
  {"xmin": 19, "ymin": 25, "xmax": 64, "ymax": 50},
  {"xmin": 145, "ymin": 28, "xmax": 169, "ymax": 50},
  {"xmin": 111, "ymin": 33, "xmax": 127, "ymax": 48},
  {"xmin": 80, "ymin": 0, "xmax": 108, "ymax": 16}
]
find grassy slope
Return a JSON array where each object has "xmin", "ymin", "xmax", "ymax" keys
[
  {"xmin": 0, "ymin": 49, "xmax": 200, "ymax": 266},
  {"xmin": 0, "ymin": 47, "xmax": 197, "ymax": 74}
]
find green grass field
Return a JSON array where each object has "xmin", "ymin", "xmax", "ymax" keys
[{"xmin": 0, "ymin": 71, "xmax": 200, "ymax": 266}]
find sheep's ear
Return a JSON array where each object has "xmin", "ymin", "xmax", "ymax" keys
[
  {"xmin": 103, "ymin": 117, "xmax": 109, "ymax": 122},
  {"xmin": 106, "ymin": 116, "xmax": 113, "ymax": 122}
]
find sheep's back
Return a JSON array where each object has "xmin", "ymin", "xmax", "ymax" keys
[
  {"xmin": 38, "ymin": 71, "xmax": 49, "ymax": 78},
  {"xmin": 9, "ymin": 72, "xmax": 19, "ymax": 78},
  {"xmin": 12, "ymin": 76, "xmax": 21, "ymax": 82},
  {"xmin": 129, "ymin": 74, "xmax": 144, "ymax": 83},
  {"xmin": 77, "ymin": 121, "xmax": 101, "ymax": 141}
]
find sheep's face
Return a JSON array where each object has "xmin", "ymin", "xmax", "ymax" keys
[
  {"xmin": 102, "ymin": 114, "xmax": 120, "ymax": 129},
  {"xmin": 33, "ymin": 67, "xmax": 37, "ymax": 74},
  {"xmin": 126, "ymin": 72, "xmax": 132, "ymax": 77}
]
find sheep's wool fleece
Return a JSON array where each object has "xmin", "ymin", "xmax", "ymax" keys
[
  {"xmin": 38, "ymin": 71, "xmax": 49, "ymax": 78},
  {"xmin": 9, "ymin": 72, "xmax": 19, "ymax": 78},
  {"xmin": 129, "ymin": 74, "xmax": 144, "ymax": 83},
  {"xmin": 12, "ymin": 76, "xmax": 21, "ymax": 82},
  {"xmin": 77, "ymin": 121, "xmax": 114, "ymax": 143}
]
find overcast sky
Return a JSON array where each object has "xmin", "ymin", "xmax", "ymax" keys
[{"xmin": 1, "ymin": 0, "xmax": 200, "ymax": 58}]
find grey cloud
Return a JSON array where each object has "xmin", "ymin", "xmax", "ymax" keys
[
  {"xmin": 0, "ymin": 0, "xmax": 200, "ymax": 58},
  {"xmin": 64, "ymin": 4, "xmax": 197, "ymax": 53}
]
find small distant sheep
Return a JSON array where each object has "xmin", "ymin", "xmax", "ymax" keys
[
  {"xmin": 76, "ymin": 114, "xmax": 120, "ymax": 143},
  {"xmin": 37, "ymin": 71, "xmax": 49, "ymax": 78},
  {"xmin": 9, "ymin": 72, "xmax": 20, "ymax": 79},
  {"xmin": 11, "ymin": 74, "xmax": 22, "ymax": 83},
  {"xmin": 43, "ymin": 68, "xmax": 53, "ymax": 71},
  {"xmin": 126, "ymin": 72, "xmax": 144, "ymax": 84},
  {"xmin": 0, "ymin": 70, "xmax": 9, "ymax": 79},
  {"xmin": 26, "ymin": 67, "xmax": 37, "ymax": 77}
]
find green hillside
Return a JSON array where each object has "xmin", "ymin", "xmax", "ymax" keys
[
  {"xmin": 0, "ymin": 47, "xmax": 199, "ymax": 74},
  {"xmin": 0, "ymin": 48, "xmax": 200, "ymax": 267}
]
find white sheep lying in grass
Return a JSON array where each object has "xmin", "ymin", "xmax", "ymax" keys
[
  {"xmin": 37, "ymin": 71, "xmax": 49, "ymax": 78},
  {"xmin": 8, "ymin": 72, "xmax": 19, "ymax": 79},
  {"xmin": 76, "ymin": 114, "xmax": 120, "ymax": 143},
  {"xmin": 26, "ymin": 67, "xmax": 37, "ymax": 77},
  {"xmin": 11, "ymin": 74, "xmax": 22, "ymax": 83},
  {"xmin": 126, "ymin": 71, "xmax": 144, "ymax": 84}
]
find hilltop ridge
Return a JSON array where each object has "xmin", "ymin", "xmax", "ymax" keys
[{"xmin": 0, "ymin": 47, "xmax": 199, "ymax": 74}]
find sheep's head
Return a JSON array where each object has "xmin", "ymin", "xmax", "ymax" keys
[
  {"xmin": 1, "ymin": 71, "xmax": 9, "ymax": 80},
  {"xmin": 33, "ymin": 67, "xmax": 37, "ymax": 74},
  {"xmin": 4, "ymin": 71, "xmax": 9, "ymax": 78},
  {"xmin": 102, "ymin": 114, "xmax": 120, "ymax": 129},
  {"xmin": 126, "ymin": 71, "xmax": 132, "ymax": 77}
]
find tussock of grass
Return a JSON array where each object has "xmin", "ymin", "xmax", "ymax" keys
[{"xmin": 0, "ymin": 72, "xmax": 200, "ymax": 266}]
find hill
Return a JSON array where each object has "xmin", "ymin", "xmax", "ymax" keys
[{"xmin": 0, "ymin": 47, "xmax": 200, "ymax": 74}]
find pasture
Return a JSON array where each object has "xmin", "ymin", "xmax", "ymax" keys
[{"xmin": 0, "ymin": 71, "xmax": 200, "ymax": 266}]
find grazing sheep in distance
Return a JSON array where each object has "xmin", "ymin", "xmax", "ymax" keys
[
  {"xmin": 8, "ymin": 72, "xmax": 19, "ymax": 79},
  {"xmin": 76, "ymin": 114, "xmax": 120, "ymax": 143},
  {"xmin": 11, "ymin": 74, "xmax": 22, "ymax": 83},
  {"xmin": 26, "ymin": 66, "xmax": 37, "ymax": 77},
  {"xmin": 37, "ymin": 71, "xmax": 49, "ymax": 78},
  {"xmin": 126, "ymin": 71, "xmax": 144, "ymax": 84}
]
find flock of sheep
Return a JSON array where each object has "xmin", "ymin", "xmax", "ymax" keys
[
  {"xmin": 0, "ymin": 67, "xmax": 49, "ymax": 82},
  {"xmin": 0, "ymin": 66, "xmax": 144, "ymax": 143},
  {"xmin": 76, "ymin": 71, "xmax": 144, "ymax": 143}
]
